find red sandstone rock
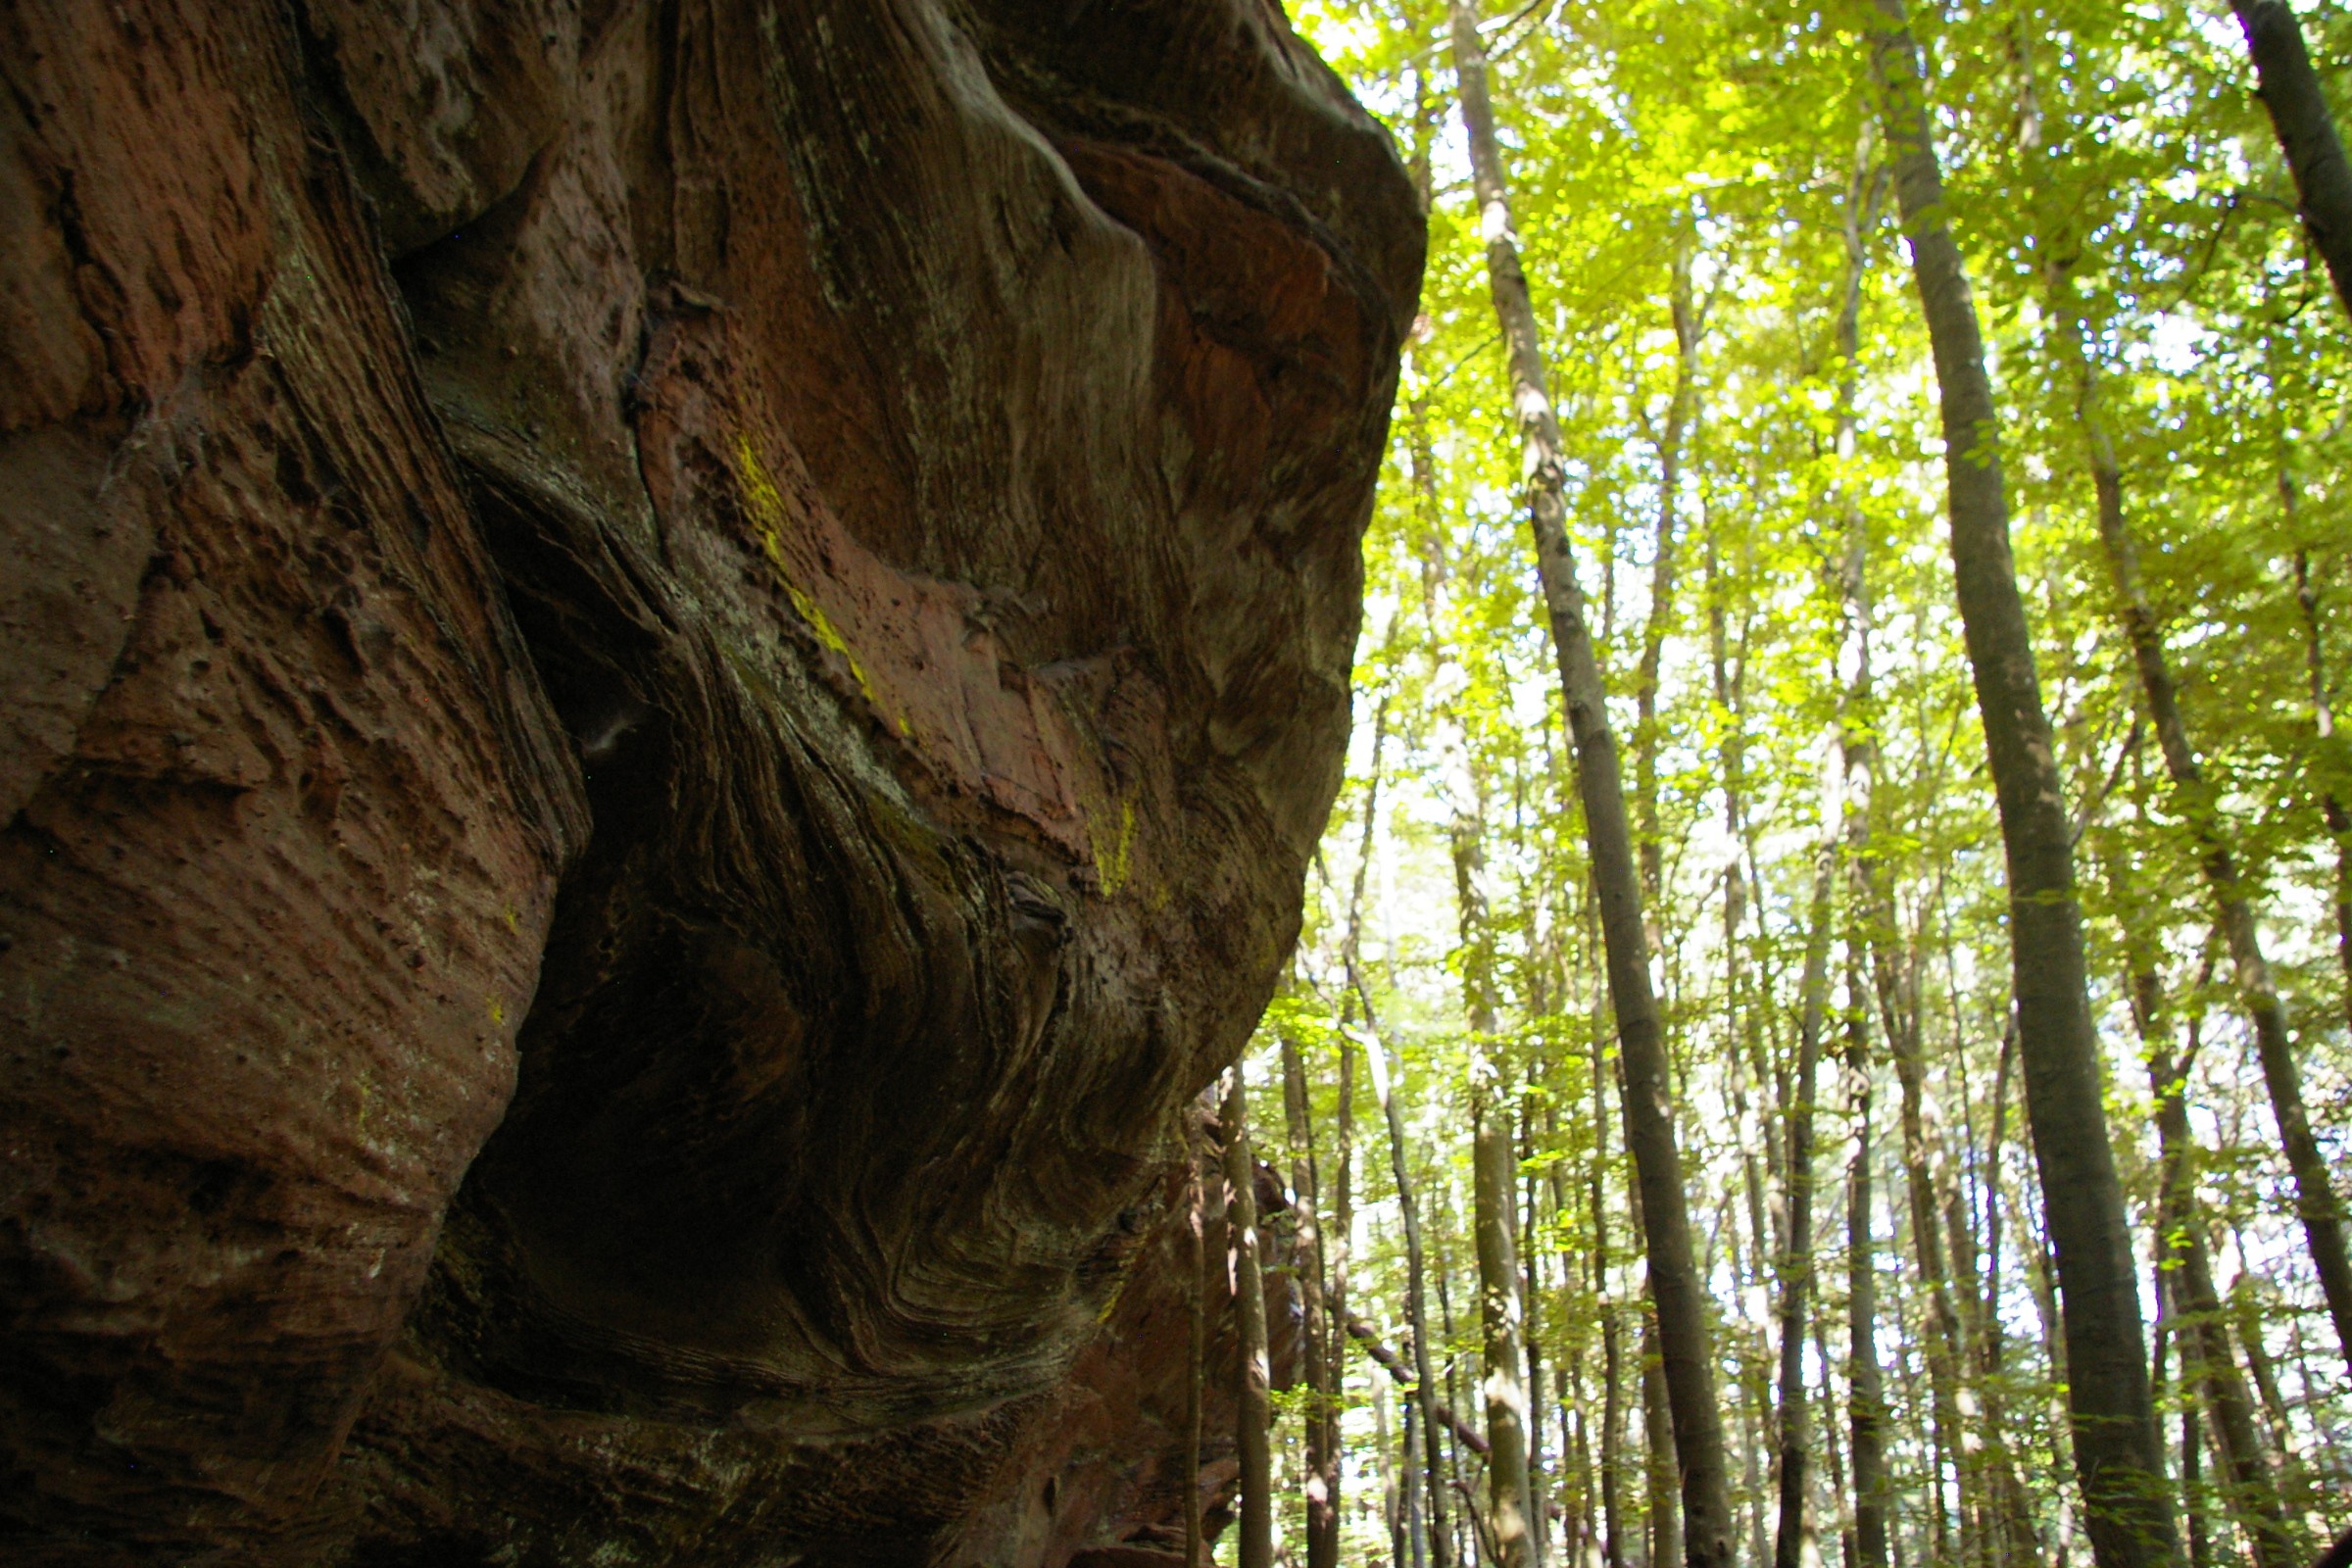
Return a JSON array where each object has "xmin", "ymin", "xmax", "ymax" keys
[{"xmin": 0, "ymin": 3, "xmax": 1418, "ymax": 1562}]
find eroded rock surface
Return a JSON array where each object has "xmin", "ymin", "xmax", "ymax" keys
[{"xmin": 1, "ymin": 1, "xmax": 1417, "ymax": 1563}]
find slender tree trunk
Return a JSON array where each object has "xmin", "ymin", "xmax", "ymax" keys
[
  {"xmin": 2225, "ymin": 1285, "xmax": 2301, "ymax": 1481},
  {"xmin": 2181, "ymin": 1390, "xmax": 2209, "ymax": 1568},
  {"xmin": 1451, "ymin": 10, "xmax": 1735, "ymax": 1564},
  {"xmin": 2131, "ymin": 968, "xmax": 2302, "ymax": 1568},
  {"xmin": 1384, "ymin": 1372, "xmax": 1408, "ymax": 1568},
  {"xmin": 1972, "ymin": 1020, "xmax": 2040, "ymax": 1568},
  {"xmin": 1636, "ymin": 1181, "xmax": 1681, "ymax": 1568},
  {"xmin": 1845, "ymin": 950, "xmax": 1893, "ymax": 1568},
  {"xmin": 1636, "ymin": 241, "xmax": 1700, "ymax": 916},
  {"xmin": 1366, "ymin": 1017, "xmax": 1456, "ymax": 1568},
  {"xmin": 1866, "ymin": 8, "xmax": 2177, "ymax": 1564},
  {"xmin": 2229, "ymin": 0, "xmax": 2352, "ymax": 319},
  {"xmin": 1435, "ymin": 1250, "xmax": 1471, "ymax": 1568},
  {"xmin": 1478, "ymin": 1095, "xmax": 1537, "ymax": 1568},
  {"xmin": 1775, "ymin": 847, "xmax": 1835, "ymax": 1568},
  {"xmin": 2057, "ymin": 297, "xmax": 2352, "ymax": 1374},
  {"xmin": 1333, "ymin": 1028, "xmax": 1358, "ymax": 1534},
  {"xmin": 1282, "ymin": 1035, "xmax": 1341, "ymax": 1568},
  {"xmin": 1223, "ymin": 1063, "xmax": 1274, "ymax": 1568},
  {"xmin": 1525, "ymin": 1106, "xmax": 1554, "ymax": 1568},
  {"xmin": 2288, "ymin": 543, "xmax": 2352, "ymax": 1039},
  {"xmin": 1594, "ymin": 1016, "xmax": 1630, "ymax": 1568},
  {"xmin": 1815, "ymin": 1308, "xmax": 1856, "ymax": 1568},
  {"xmin": 1455, "ymin": 817, "xmax": 1537, "ymax": 1568},
  {"xmin": 1408, "ymin": 1377, "xmax": 1434, "ymax": 1568},
  {"xmin": 1187, "ymin": 1130, "xmax": 1207, "ymax": 1568},
  {"xmin": 1886, "ymin": 977, "xmax": 1970, "ymax": 1562},
  {"xmin": 1784, "ymin": 148, "xmax": 1879, "ymax": 1568}
]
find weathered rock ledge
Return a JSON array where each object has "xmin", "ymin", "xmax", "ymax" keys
[{"xmin": 0, "ymin": 2, "xmax": 1418, "ymax": 1561}]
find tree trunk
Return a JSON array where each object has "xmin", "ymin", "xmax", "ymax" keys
[
  {"xmin": 1366, "ymin": 1018, "xmax": 1457, "ymax": 1568},
  {"xmin": 1814, "ymin": 1308, "xmax": 1856, "ymax": 1568},
  {"xmin": 2132, "ymin": 970, "xmax": 2302, "ymax": 1568},
  {"xmin": 1972, "ymin": 1020, "xmax": 2041, "ymax": 1568},
  {"xmin": 1775, "ymin": 848, "xmax": 1836, "ymax": 1568},
  {"xmin": 2059, "ymin": 294, "xmax": 2352, "ymax": 1373},
  {"xmin": 2182, "ymin": 1395, "xmax": 2209, "ymax": 1568},
  {"xmin": 1635, "ymin": 1173, "xmax": 1682, "ymax": 1568},
  {"xmin": 1845, "ymin": 950, "xmax": 1893, "ymax": 1568},
  {"xmin": 1451, "ymin": 9, "xmax": 1735, "ymax": 1565},
  {"xmin": 1187, "ymin": 1131, "xmax": 1207, "ymax": 1568},
  {"xmin": 1594, "ymin": 1016, "xmax": 1631, "ymax": 1568},
  {"xmin": 1778, "ymin": 136, "xmax": 1877, "ymax": 1568},
  {"xmin": 1478, "ymin": 1096, "xmax": 1538, "ymax": 1568},
  {"xmin": 1455, "ymin": 817, "xmax": 1537, "ymax": 1568},
  {"xmin": 1436, "ymin": 1247, "xmax": 1474, "ymax": 1568},
  {"xmin": 1222, "ymin": 1063, "xmax": 1274, "ymax": 1568},
  {"xmin": 2288, "ymin": 544, "xmax": 2352, "ymax": 1040},
  {"xmin": 1865, "ymin": 7, "xmax": 2177, "ymax": 1564},
  {"xmin": 1407, "ymin": 1378, "xmax": 1433, "ymax": 1568},
  {"xmin": 1636, "ymin": 242, "xmax": 1701, "ymax": 913},
  {"xmin": 1526, "ymin": 1109, "xmax": 1554, "ymax": 1568},
  {"xmin": 1282, "ymin": 1035, "xmax": 1341, "ymax": 1568},
  {"xmin": 2229, "ymin": 0, "xmax": 2352, "ymax": 319}
]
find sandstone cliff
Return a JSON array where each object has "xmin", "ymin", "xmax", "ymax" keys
[{"xmin": 0, "ymin": 2, "xmax": 1418, "ymax": 1561}]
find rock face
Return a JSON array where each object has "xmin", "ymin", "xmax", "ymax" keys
[{"xmin": 0, "ymin": 2, "xmax": 1418, "ymax": 1564}]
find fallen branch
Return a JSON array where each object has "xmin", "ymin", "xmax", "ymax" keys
[{"xmin": 1342, "ymin": 1315, "xmax": 1489, "ymax": 1456}]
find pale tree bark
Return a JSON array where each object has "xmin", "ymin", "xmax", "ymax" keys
[
  {"xmin": 2054, "ymin": 289, "xmax": 2352, "ymax": 1374},
  {"xmin": 2229, "ymin": 0, "xmax": 2352, "ymax": 319},
  {"xmin": 1866, "ymin": 7, "xmax": 2177, "ymax": 1564},
  {"xmin": 1282, "ymin": 1035, "xmax": 1340, "ymax": 1568},
  {"xmin": 1451, "ymin": 8, "xmax": 1735, "ymax": 1564},
  {"xmin": 1222, "ymin": 1064, "xmax": 1273, "ymax": 1568}
]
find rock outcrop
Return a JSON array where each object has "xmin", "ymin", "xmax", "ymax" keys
[{"xmin": 0, "ymin": 2, "xmax": 1418, "ymax": 1562}]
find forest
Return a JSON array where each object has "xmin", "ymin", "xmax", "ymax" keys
[{"xmin": 1200, "ymin": 2, "xmax": 2352, "ymax": 1567}]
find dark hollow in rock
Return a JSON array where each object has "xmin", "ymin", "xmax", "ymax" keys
[{"xmin": 2, "ymin": 1, "xmax": 1419, "ymax": 1563}]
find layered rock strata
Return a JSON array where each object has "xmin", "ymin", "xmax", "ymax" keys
[{"xmin": 0, "ymin": 1, "xmax": 1418, "ymax": 1562}]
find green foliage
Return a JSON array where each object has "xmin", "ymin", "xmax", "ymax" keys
[{"xmin": 1227, "ymin": 1, "xmax": 2352, "ymax": 1563}]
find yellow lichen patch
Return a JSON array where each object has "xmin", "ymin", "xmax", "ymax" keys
[
  {"xmin": 487, "ymin": 998, "xmax": 507, "ymax": 1027},
  {"xmin": 1095, "ymin": 796, "xmax": 1137, "ymax": 896},
  {"xmin": 731, "ymin": 434, "xmax": 904, "ymax": 733}
]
